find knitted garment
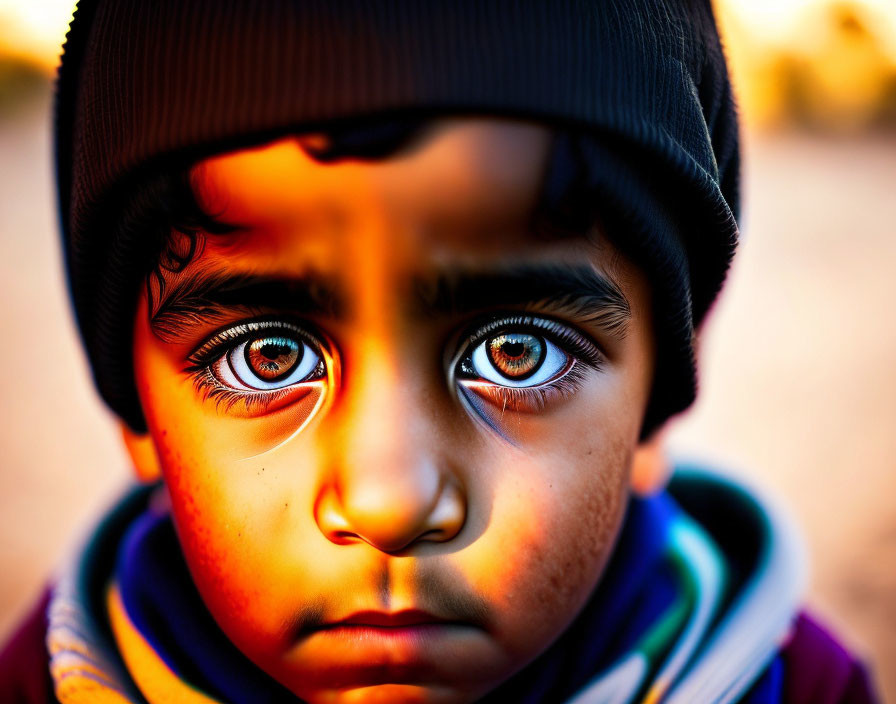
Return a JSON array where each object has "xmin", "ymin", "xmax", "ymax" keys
[
  {"xmin": 55, "ymin": 0, "xmax": 740, "ymax": 433},
  {"xmin": 34, "ymin": 467, "xmax": 823, "ymax": 704}
]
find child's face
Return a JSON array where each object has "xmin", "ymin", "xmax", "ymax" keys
[{"xmin": 129, "ymin": 119, "xmax": 655, "ymax": 703}]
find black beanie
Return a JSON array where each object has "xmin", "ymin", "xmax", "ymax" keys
[{"xmin": 55, "ymin": 0, "xmax": 740, "ymax": 435}]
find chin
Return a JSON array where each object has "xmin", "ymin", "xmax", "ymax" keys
[{"xmin": 299, "ymin": 683, "xmax": 478, "ymax": 704}]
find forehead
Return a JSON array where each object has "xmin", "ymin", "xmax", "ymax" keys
[{"xmin": 189, "ymin": 118, "xmax": 572, "ymax": 274}]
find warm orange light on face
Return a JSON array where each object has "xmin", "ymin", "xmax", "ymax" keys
[{"xmin": 130, "ymin": 119, "xmax": 656, "ymax": 704}]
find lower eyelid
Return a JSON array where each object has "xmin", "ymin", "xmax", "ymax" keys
[
  {"xmin": 192, "ymin": 373, "xmax": 323, "ymax": 416},
  {"xmin": 457, "ymin": 361, "xmax": 589, "ymax": 414},
  {"xmin": 460, "ymin": 383, "xmax": 553, "ymax": 414}
]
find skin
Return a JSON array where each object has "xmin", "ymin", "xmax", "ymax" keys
[{"xmin": 126, "ymin": 118, "xmax": 658, "ymax": 703}]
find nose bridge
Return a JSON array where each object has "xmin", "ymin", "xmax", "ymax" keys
[
  {"xmin": 318, "ymin": 338, "xmax": 464, "ymax": 552},
  {"xmin": 339, "ymin": 180, "xmax": 424, "ymax": 506},
  {"xmin": 315, "ymin": 198, "xmax": 465, "ymax": 552},
  {"xmin": 344, "ymin": 341, "xmax": 430, "ymax": 497}
]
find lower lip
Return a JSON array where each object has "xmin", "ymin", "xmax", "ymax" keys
[
  {"xmin": 305, "ymin": 622, "xmax": 474, "ymax": 659},
  {"xmin": 318, "ymin": 622, "xmax": 461, "ymax": 642},
  {"xmin": 291, "ymin": 624, "xmax": 485, "ymax": 687}
]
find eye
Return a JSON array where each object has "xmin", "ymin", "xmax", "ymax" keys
[
  {"xmin": 453, "ymin": 315, "xmax": 603, "ymax": 418},
  {"xmin": 470, "ymin": 332, "xmax": 569, "ymax": 387},
  {"xmin": 456, "ymin": 314, "xmax": 602, "ymax": 392},
  {"xmin": 188, "ymin": 320, "xmax": 327, "ymax": 395},
  {"xmin": 213, "ymin": 334, "xmax": 324, "ymax": 391}
]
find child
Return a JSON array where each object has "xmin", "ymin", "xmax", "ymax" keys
[{"xmin": 0, "ymin": 0, "xmax": 880, "ymax": 702}]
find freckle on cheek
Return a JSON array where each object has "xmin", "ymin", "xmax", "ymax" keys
[{"xmin": 533, "ymin": 446, "xmax": 631, "ymax": 620}]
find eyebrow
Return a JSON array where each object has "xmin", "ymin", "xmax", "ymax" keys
[
  {"xmin": 411, "ymin": 263, "xmax": 632, "ymax": 338},
  {"xmin": 149, "ymin": 269, "xmax": 341, "ymax": 342},
  {"xmin": 149, "ymin": 262, "xmax": 631, "ymax": 342}
]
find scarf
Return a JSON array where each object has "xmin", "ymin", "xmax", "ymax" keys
[{"xmin": 45, "ymin": 466, "xmax": 804, "ymax": 703}]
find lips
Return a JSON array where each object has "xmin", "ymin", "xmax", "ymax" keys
[
  {"xmin": 290, "ymin": 605, "xmax": 489, "ymax": 686},
  {"xmin": 321, "ymin": 609, "xmax": 460, "ymax": 629}
]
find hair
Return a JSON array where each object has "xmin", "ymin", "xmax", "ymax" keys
[
  {"xmin": 138, "ymin": 117, "xmax": 436, "ymax": 317},
  {"xmin": 95, "ymin": 116, "xmax": 691, "ymax": 438},
  {"xmin": 134, "ymin": 119, "xmax": 637, "ymax": 310},
  {"xmin": 59, "ymin": 0, "xmax": 739, "ymax": 443}
]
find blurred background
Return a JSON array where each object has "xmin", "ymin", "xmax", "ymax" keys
[{"xmin": 1, "ymin": 0, "xmax": 894, "ymax": 698}]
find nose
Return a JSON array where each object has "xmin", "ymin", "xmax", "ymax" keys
[
  {"xmin": 315, "ymin": 354, "xmax": 466, "ymax": 553},
  {"xmin": 316, "ymin": 469, "xmax": 465, "ymax": 553}
]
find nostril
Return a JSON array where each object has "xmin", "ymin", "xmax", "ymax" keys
[
  {"xmin": 314, "ymin": 489, "xmax": 358, "ymax": 545},
  {"xmin": 331, "ymin": 530, "xmax": 360, "ymax": 545},
  {"xmin": 426, "ymin": 480, "xmax": 466, "ymax": 542}
]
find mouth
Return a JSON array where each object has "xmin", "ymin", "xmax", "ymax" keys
[
  {"xmin": 299, "ymin": 608, "xmax": 478, "ymax": 671},
  {"xmin": 289, "ymin": 606, "xmax": 492, "ymax": 686},
  {"xmin": 319, "ymin": 609, "xmax": 469, "ymax": 630}
]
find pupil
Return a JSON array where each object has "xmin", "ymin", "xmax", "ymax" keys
[
  {"xmin": 501, "ymin": 341, "xmax": 526, "ymax": 359},
  {"xmin": 260, "ymin": 342, "xmax": 290, "ymax": 360}
]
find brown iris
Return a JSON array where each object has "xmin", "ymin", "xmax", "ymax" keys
[
  {"xmin": 487, "ymin": 333, "xmax": 545, "ymax": 380},
  {"xmin": 245, "ymin": 336, "xmax": 302, "ymax": 381}
]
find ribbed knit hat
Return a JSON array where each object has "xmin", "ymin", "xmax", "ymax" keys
[{"xmin": 56, "ymin": 0, "xmax": 740, "ymax": 435}]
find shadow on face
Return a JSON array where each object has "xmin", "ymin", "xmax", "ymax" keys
[{"xmin": 126, "ymin": 117, "xmax": 656, "ymax": 704}]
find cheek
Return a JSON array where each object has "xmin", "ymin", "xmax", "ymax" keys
[
  {"xmin": 134, "ymin": 320, "xmax": 320, "ymax": 650},
  {"xmin": 154, "ymin": 439, "xmax": 281, "ymax": 640},
  {"xmin": 145, "ymin": 406, "xmax": 328, "ymax": 657},
  {"xmin": 464, "ymin": 420, "xmax": 633, "ymax": 662}
]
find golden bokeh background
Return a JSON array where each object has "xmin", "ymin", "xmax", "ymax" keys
[{"xmin": 1, "ymin": 0, "xmax": 894, "ymax": 698}]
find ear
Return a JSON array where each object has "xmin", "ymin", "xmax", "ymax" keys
[
  {"xmin": 630, "ymin": 428, "xmax": 670, "ymax": 496},
  {"xmin": 120, "ymin": 423, "xmax": 162, "ymax": 483}
]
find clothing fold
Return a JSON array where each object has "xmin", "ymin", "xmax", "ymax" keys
[{"xmin": 34, "ymin": 465, "xmax": 832, "ymax": 704}]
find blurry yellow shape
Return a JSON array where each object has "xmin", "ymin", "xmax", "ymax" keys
[
  {"xmin": 800, "ymin": 5, "xmax": 895, "ymax": 130},
  {"xmin": 716, "ymin": 0, "xmax": 896, "ymax": 131},
  {"xmin": 0, "ymin": 0, "xmax": 76, "ymax": 72}
]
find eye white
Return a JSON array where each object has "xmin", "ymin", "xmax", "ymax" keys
[
  {"xmin": 213, "ymin": 339, "xmax": 322, "ymax": 391},
  {"xmin": 470, "ymin": 336, "xmax": 568, "ymax": 388}
]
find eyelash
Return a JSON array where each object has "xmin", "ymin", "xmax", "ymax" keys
[
  {"xmin": 185, "ymin": 319, "xmax": 326, "ymax": 413},
  {"xmin": 184, "ymin": 314, "xmax": 602, "ymax": 415},
  {"xmin": 190, "ymin": 372, "xmax": 300, "ymax": 413},
  {"xmin": 454, "ymin": 314, "xmax": 603, "ymax": 412}
]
